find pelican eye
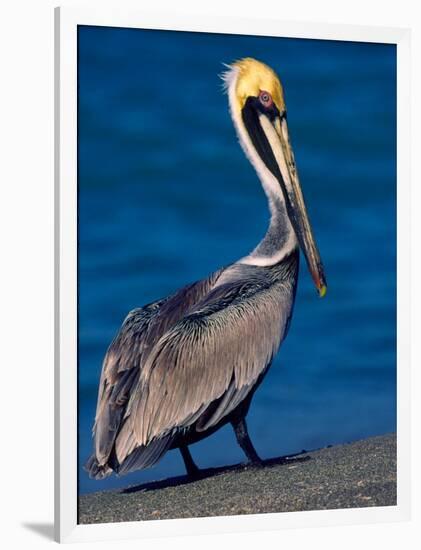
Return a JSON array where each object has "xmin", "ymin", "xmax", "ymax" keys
[{"xmin": 258, "ymin": 90, "xmax": 273, "ymax": 108}]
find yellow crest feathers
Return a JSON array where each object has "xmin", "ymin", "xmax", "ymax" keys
[{"xmin": 230, "ymin": 58, "xmax": 285, "ymax": 112}]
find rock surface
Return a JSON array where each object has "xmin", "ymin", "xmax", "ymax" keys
[{"xmin": 79, "ymin": 433, "xmax": 396, "ymax": 524}]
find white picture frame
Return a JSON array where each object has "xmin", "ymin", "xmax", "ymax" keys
[{"xmin": 55, "ymin": 5, "xmax": 411, "ymax": 543}]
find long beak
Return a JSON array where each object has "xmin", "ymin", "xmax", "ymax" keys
[{"xmin": 242, "ymin": 100, "xmax": 327, "ymax": 297}]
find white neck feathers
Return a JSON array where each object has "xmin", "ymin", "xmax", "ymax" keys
[{"xmin": 222, "ymin": 65, "xmax": 297, "ymax": 267}]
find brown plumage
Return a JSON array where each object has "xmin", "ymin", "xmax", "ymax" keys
[{"xmin": 86, "ymin": 257, "xmax": 299, "ymax": 479}]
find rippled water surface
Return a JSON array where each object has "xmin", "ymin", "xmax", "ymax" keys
[{"xmin": 78, "ymin": 26, "xmax": 396, "ymax": 494}]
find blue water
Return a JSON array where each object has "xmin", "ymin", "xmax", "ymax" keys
[{"xmin": 77, "ymin": 26, "xmax": 396, "ymax": 495}]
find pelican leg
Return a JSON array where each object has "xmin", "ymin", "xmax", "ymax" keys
[
  {"xmin": 180, "ymin": 445, "xmax": 200, "ymax": 477},
  {"xmin": 231, "ymin": 416, "xmax": 263, "ymax": 466}
]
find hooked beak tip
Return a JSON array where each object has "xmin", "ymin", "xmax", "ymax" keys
[
  {"xmin": 318, "ymin": 284, "xmax": 327, "ymax": 298},
  {"xmin": 310, "ymin": 266, "xmax": 327, "ymax": 298}
]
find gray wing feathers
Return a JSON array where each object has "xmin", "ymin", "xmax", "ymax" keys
[
  {"xmin": 197, "ymin": 381, "xmax": 254, "ymax": 432},
  {"xmin": 127, "ymin": 281, "xmax": 293, "ymax": 446},
  {"xmin": 92, "ymin": 302, "xmax": 164, "ymax": 465},
  {"xmin": 88, "ymin": 261, "xmax": 296, "ymax": 478},
  {"xmin": 116, "ymin": 434, "xmax": 173, "ymax": 476},
  {"xmin": 91, "ymin": 270, "xmax": 222, "ymax": 470}
]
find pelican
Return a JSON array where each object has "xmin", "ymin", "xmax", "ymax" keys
[{"xmin": 85, "ymin": 58, "xmax": 326, "ymax": 480}]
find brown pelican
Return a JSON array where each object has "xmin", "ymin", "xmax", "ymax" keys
[{"xmin": 85, "ymin": 57, "xmax": 326, "ymax": 480}]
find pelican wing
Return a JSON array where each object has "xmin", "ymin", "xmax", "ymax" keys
[
  {"xmin": 125, "ymin": 276, "xmax": 294, "ymax": 447},
  {"xmin": 92, "ymin": 299, "xmax": 165, "ymax": 468},
  {"xmin": 90, "ymin": 270, "xmax": 222, "ymax": 471}
]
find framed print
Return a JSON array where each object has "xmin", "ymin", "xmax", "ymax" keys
[{"xmin": 55, "ymin": 6, "xmax": 411, "ymax": 543}]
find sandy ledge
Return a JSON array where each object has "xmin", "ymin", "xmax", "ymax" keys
[{"xmin": 78, "ymin": 433, "xmax": 396, "ymax": 524}]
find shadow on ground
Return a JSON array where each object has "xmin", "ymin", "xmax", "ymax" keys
[{"xmin": 122, "ymin": 452, "xmax": 311, "ymax": 494}]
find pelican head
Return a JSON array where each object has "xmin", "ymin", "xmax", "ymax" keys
[{"xmin": 223, "ymin": 58, "xmax": 327, "ymax": 297}]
